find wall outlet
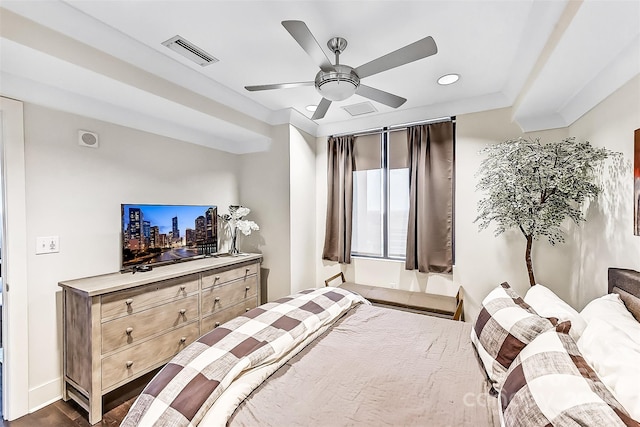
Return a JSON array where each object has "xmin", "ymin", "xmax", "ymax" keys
[{"xmin": 36, "ymin": 236, "xmax": 59, "ymax": 254}]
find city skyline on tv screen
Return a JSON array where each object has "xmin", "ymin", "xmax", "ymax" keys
[{"xmin": 121, "ymin": 204, "xmax": 218, "ymax": 268}]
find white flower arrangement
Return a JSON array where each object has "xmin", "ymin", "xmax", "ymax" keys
[
  {"xmin": 236, "ymin": 218, "xmax": 260, "ymax": 236},
  {"xmin": 219, "ymin": 205, "xmax": 259, "ymax": 254}
]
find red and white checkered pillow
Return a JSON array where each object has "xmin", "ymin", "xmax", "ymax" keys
[
  {"xmin": 471, "ymin": 282, "xmax": 556, "ymax": 391},
  {"xmin": 500, "ymin": 328, "xmax": 638, "ymax": 426}
]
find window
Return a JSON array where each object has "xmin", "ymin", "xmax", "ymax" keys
[
  {"xmin": 323, "ymin": 119, "xmax": 454, "ymax": 269},
  {"xmin": 351, "ymin": 130, "xmax": 409, "ymax": 259}
]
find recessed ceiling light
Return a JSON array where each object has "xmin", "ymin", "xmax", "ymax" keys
[
  {"xmin": 306, "ymin": 105, "xmax": 318, "ymax": 112},
  {"xmin": 437, "ymin": 74, "xmax": 460, "ymax": 85}
]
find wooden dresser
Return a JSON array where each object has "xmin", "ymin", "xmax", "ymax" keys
[{"xmin": 59, "ymin": 254, "xmax": 262, "ymax": 424}]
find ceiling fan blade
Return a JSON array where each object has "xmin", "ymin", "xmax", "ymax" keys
[
  {"xmin": 312, "ymin": 98, "xmax": 332, "ymax": 120},
  {"xmin": 356, "ymin": 85, "xmax": 406, "ymax": 108},
  {"xmin": 355, "ymin": 36, "xmax": 437, "ymax": 79},
  {"xmin": 245, "ymin": 81, "xmax": 314, "ymax": 91},
  {"xmin": 282, "ymin": 20, "xmax": 335, "ymax": 72}
]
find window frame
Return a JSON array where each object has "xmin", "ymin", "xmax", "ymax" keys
[
  {"xmin": 348, "ymin": 117, "xmax": 456, "ymax": 264},
  {"xmin": 351, "ymin": 129, "xmax": 407, "ymax": 261}
]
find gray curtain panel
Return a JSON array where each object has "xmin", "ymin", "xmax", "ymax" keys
[
  {"xmin": 405, "ymin": 122, "xmax": 454, "ymax": 273},
  {"xmin": 322, "ymin": 135, "xmax": 355, "ymax": 263}
]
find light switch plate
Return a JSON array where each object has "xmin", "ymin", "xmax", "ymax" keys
[{"xmin": 36, "ymin": 236, "xmax": 59, "ymax": 254}]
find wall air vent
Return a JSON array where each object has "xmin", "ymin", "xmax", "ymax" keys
[
  {"xmin": 341, "ymin": 101, "xmax": 377, "ymax": 116},
  {"xmin": 162, "ymin": 35, "xmax": 219, "ymax": 66}
]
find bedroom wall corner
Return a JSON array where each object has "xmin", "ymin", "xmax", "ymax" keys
[
  {"xmin": 454, "ymin": 107, "xmax": 570, "ymax": 321},
  {"xmin": 567, "ymin": 74, "xmax": 640, "ymax": 310},
  {"xmin": 289, "ymin": 126, "xmax": 317, "ymax": 294},
  {"xmin": 238, "ymin": 124, "xmax": 292, "ymax": 302}
]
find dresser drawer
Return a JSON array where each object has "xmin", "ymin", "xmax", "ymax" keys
[
  {"xmin": 101, "ymin": 295, "xmax": 199, "ymax": 354},
  {"xmin": 101, "ymin": 274, "xmax": 199, "ymax": 320},
  {"xmin": 101, "ymin": 322, "xmax": 200, "ymax": 391},
  {"xmin": 201, "ymin": 275, "xmax": 257, "ymax": 316},
  {"xmin": 201, "ymin": 299, "xmax": 258, "ymax": 332},
  {"xmin": 201, "ymin": 263, "xmax": 258, "ymax": 289}
]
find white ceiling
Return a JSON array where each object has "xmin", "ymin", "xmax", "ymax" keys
[{"xmin": 1, "ymin": 0, "xmax": 638, "ymax": 153}]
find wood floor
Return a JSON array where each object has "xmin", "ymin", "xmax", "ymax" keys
[
  {"xmin": 3, "ymin": 396, "xmax": 134, "ymax": 427},
  {"xmin": 1, "ymin": 369, "xmax": 155, "ymax": 426}
]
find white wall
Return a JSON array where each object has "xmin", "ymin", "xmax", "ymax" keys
[
  {"xmin": 238, "ymin": 124, "xmax": 292, "ymax": 301},
  {"xmin": 22, "ymin": 103, "xmax": 240, "ymax": 410},
  {"xmin": 568, "ymin": 74, "xmax": 640, "ymax": 309},
  {"xmin": 289, "ymin": 126, "xmax": 316, "ymax": 294},
  {"xmin": 238, "ymin": 124, "xmax": 318, "ymax": 300}
]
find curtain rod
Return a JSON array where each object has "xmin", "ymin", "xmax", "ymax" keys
[{"xmin": 329, "ymin": 116, "xmax": 455, "ymax": 138}]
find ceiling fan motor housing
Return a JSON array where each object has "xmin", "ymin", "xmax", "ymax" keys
[{"xmin": 315, "ymin": 65, "xmax": 360, "ymax": 101}]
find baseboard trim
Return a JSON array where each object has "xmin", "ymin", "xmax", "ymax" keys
[{"xmin": 28, "ymin": 378, "xmax": 62, "ymax": 413}]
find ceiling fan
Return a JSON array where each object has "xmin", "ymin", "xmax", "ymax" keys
[{"xmin": 245, "ymin": 20, "xmax": 438, "ymax": 120}]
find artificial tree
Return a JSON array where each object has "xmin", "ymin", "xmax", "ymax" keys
[{"xmin": 475, "ymin": 137, "xmax": 616, "ymax": 287}]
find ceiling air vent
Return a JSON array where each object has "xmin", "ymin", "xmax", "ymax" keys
[
  {"xmin": 162, "ymin": 35, "xmax": 219, "ymax": 66},
  {"xmin": 342, "ymin": 101, "xmax": 378, "ymax": 116}
]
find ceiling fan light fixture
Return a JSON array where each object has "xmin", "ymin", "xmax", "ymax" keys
[
  {"xmin": 437, "ymin": 73, "xmax": 460, "ymax": 85},
  {"xmin": 315, "ymin": 65, "xmax": 360, "ymax": 101}
]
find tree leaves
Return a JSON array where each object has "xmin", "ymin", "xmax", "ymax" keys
[{"xmin": 475, "ymin": 137, "xmax": 617, "ymax": 244}]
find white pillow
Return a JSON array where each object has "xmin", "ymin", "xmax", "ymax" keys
[
  {"xmin": 577, "ymin": 318, "xmax": 640, "ymax": 421},
  {"xmin": 580, "ymin": 293, "xmax": 640, "ymax": 346},
  {"xmin": 524, "ymin": 284, "xmax": 586, "ymax": 341}
]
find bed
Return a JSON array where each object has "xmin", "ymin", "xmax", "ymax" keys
[{"xmin": 120, "ymin": 268, "xmax": 640, "ymax": 427}]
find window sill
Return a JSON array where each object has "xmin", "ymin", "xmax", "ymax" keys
[{"xmin": 351, "ymin": 254, "xmax": 406, "ymax": 263}]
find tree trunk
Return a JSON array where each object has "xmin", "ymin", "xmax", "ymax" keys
[{"xmin": 525, "ymin": 234, "xmax": 536, "ymax": 286}]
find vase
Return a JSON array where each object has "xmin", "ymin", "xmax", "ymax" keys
[{"xmin": 229, "ymin": 230, "xmax": 240, "ymax": 256}]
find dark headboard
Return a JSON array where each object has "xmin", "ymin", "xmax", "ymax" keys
[
  {"xmin": 608, "ymin": 268, "xmax": 640, "ymax": 296},
  {"xmin": 608, "ymin": 268, "xmax": 640, "ymax": 322}
]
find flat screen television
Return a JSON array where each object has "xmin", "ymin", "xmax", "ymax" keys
[{"xmin": 121, "ymin": 204, "xmax": 218, "ymax": 271}]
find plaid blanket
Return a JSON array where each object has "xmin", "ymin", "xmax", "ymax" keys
[
  {"xmin": 500, "ymin": 328, "xmax": 639, "ymax": 426},
  {"xmin": 121, "ymin": 287, "xmax": 367, "ymax": 427}
]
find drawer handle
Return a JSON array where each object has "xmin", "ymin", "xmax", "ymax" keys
[
  {"xmin": 179, "ymin": 309, "xmax": 187, "ymax": 316},
  {"xmin": 215, "ymin": 322, "xmax": 220, "ymax": 327},
  {"xmin": 214, "ymin": 297, "xmax": 220, "ymax": 303},
  {"xmin": 245, "ymin": 286, "xmax": 250, "ymax": 291},
  {"xmin": 180, "ymin": 337, "xmax": 187, "ymax": 343},
  {"xmin": 125, "ymin": 327, "xmax": 133, "ymax": 335},
  {"xmin": 214, "ymin": 275, "xmax": 220, "ymax": 281},
  {"xmin": 125, "ymin": 299, "xmax": 133, "ymax": 306},
  {"xmin": 125, "ymin": 361, "xmax": 134, "ymax": 369},
  {"xmin": 245, "ymin": 308, "xmax": 250, "ymax": 312},
  {"xmin": 179, "ymin": 285, "xmax": 186, "ymax": 291},
  {"xmin": 245, "ymin": 268, "xmax": 250, "ymax": 273}
]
